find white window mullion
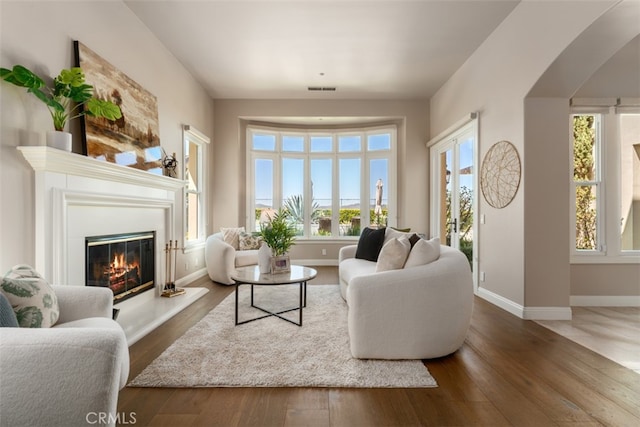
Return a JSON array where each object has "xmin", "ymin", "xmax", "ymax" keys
[
  {"xmin": 332, "ymin": 152, "xmax": 340, "ymax": 236},
  {"xmin": 304, "ymin": 154, "xmax": 312, "ymax": 238},
  {"xmin": 595, "ymin": 114, "xmax": 606, "ymax": 253},
  {"xmin": 248, "ymin": 124, "xmax": 396, "ymax": 239},
  {"xmin": 362, "ymin": 153, "xmax": 370, "ymax": 228}
]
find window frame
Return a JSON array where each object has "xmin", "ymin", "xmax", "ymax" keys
[
  {"xmin": 571, "ymin": 112, "xmax": 605, "ymax": 256},
  {"xmin": 570, "ymin": 107, "xmax": 640, "ymax": 263},
  {"xmin": 183, "ymin": 124, "xmax": 210, "ymax": 252},
  {"xmin": 246, "ymin": 124, "xmax": 397, "ymax": 240}
]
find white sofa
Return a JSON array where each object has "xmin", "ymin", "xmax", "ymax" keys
[
  {"xmin": 0, "ymin": 285, "xmax": 129, "ymax": 427},
  {"xmin": 205, "ymin": 232, "xmax": 259, "ymax": 285},
  {"xmin": 339, "ymin": 243, "xmax": 473, "ymax": 360}
]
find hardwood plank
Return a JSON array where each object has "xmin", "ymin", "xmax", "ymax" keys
[
  {"xmin": 467, "ymin": 302, "xmax": 640, "ymax": 425},
  {"xmin": 236, "ymin": 387, "xmax": 290, "ymax": 426},
  {"xmin": 117, "ymin": 272, "xmax": 640, "ymax": 427},
  {"xmin": 285, "ymin": 388, "xmax": 329, "ymax": 410},
  {"xmin": 328, "ymin": 389, "xmax": 419, "ymax": 427},
  {"xmin": 284, "ymin": 408, "xmax": 330, "ymax": 427},
  {"xmin": 117, "ymin": 388, "xmax": 174, "ymax": 426},
  {"xmin": 425, "ymin": 355, "xmax": 488, "ymax": 402},
  {"xmin": 156, "ymin": 388, "xmax": 215, "ymax": 415},
  {"xmin": 146, "ymin": 414, "xmax": 199, "ymax": 426},
  {"xmin": 404, "ymin": 387, "xmax": 483, "ymax": 426},
  {"xmin": 465, "ymin": 326, "xmax": 598, "ymax": 424},
  {"xmin": 190, "ymin": 388, "xmax": 248, "ymax": 426},
  {"xmin": 535, "ymin": 306, "xmax": 640, "ymax": 374},
  {"xmin": 452, "ymin": 344, "xmax": 558, "ymax": 426},
  {"xmin": 456, "ymin": 401, "xmax": 512, "ymax": 426}
]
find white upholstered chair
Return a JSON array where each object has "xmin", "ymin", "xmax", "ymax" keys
[
  {"xmin": 205, "ymin": 232, "xmax": 259, "ymax": 285},
  {"xmin": 0, "ymin": 285, "xmax": 129, "ymax": 427}
]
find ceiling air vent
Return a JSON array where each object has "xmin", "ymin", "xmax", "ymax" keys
[{"xmin": 308, "ymin": 86, "xmax": 336, "ymax": 92}]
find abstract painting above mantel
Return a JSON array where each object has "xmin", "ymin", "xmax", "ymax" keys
[{"xmin": 75, "ymin": 41, "xmax": 162, "ymax": 175}]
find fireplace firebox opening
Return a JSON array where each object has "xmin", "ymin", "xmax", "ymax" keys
[{"xmin": 86, "ymin": 231, "xmax": 155, "ymax": 303}]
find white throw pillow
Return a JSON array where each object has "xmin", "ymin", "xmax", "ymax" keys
[
  {"xmin": 220, "ymin": 227, "xmax": 245, "ymax": 250},
  {"xmin": 376, "ymin": 236, "xmax": 411, "ymax": 272},
  {"xmin": 404, "ymin": 237, "xmax": 440, "ymax": 268},
  {"xmin": 0, "ymin": 264, "xmax": 59, "ymax": 328},
  {"xmin": 238, "ymin": 231, "xmax": 262, "ymax": 250},
  {"xmin": 383, "ymin": 227, "xmax": 412, "ymax": 245}
]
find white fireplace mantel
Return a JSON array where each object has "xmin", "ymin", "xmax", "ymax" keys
[
  {"xmin": 18, "ymin": 146, "xmax": 209, "ymax": 345},
  {"xmin": 18, "ymin": 146, "xmax": 185, "ymax": 191},
  {"xmin": 18, "ymin": 146, "xmax": 185, "ymax": 287}
]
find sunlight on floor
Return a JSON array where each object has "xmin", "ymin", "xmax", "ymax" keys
[{"xmin": 536, "ymin": 307, "xmax": 640, "ymax": 375}]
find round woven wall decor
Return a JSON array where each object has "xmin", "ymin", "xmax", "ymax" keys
[{"xmin": 480, "ymin": 140, "xmax": 521, "ymax": 209}]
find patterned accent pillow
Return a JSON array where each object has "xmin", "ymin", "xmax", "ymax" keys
[
  {"xmin": 220, "ymin": 227, "xmax": 245, "ymax": 250},
  {"xmin": 0, "ymin": 265, "xmax": 59, "ymax": 328},
  {"xmin": 238, "ymin": 231, "xmax": 262, "ymax": 250}
]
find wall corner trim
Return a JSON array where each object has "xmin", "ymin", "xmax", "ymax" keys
[
  {"xmin": 476, "ymin": 287, "xmax": 572, "ymax": 320},
  {"xmin": 426, "ymin": 112, "xmax": 478, "ymax": 148},
  {"xmin": 476, "ymin": 287, "xmax": 525, "ymax": 318}
]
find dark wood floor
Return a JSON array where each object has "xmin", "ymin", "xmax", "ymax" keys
[{"xmin": 118, "ymin": 268, "xmax": 640, "ymax": 426}]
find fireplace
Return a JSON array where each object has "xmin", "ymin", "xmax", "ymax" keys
[{"xmin": 86, "ymin": 231, "xmax": 156, "ymax": 303}]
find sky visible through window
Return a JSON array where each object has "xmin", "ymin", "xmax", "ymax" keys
[
  {"xmin": 459, "ymin": 137, "xmax": 474, "ymax": 191},
  {"xmin": 253, "ymin": 132, "xmax": 393, "ymax": 209}
]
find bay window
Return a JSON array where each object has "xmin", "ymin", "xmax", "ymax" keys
[{"xmin": 247, "ymin": 125, "xmax": 396, "ymax": 239}]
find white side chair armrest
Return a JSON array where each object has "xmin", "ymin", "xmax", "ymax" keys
[
  {"xmin": 338, "ymin": 244, "xmax": 358, "ymax": 263},
  {"xmin": 52, "ymin": 285, "xmax": 113, "ymax": 323},
  {"xmin": 205, "ymin": 233, "xmax": 236, "ymax": 284}
]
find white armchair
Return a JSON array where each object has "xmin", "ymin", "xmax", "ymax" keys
[
  {"xmin": 205, "ymin": 232, "xmax": 259, "ymax": 285},
  {"xmin": 0, "ymin": 285, "xmax": 129, "ymax": 427}
]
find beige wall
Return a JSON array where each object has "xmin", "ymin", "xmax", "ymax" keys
[
  {"xmin": 212, "ymin": 99, "xmax": 429, "ymax": 262},
  {"xmin": 523, "ymin": 98, "xmax": 571, "ymax": 307},
  {"xmin": 571, "ymin": 264, "xmax": 640, "ymax": 296},
  {"xmin": 430, "ymin": 0, "xmax": 619, "ymax": 309},
  {"xmin": 0, "ymin": 1, "xmax": 214, "ymax": 279}
]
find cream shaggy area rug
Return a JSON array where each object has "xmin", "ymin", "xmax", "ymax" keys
[{"xmin": 129, "ymin": 284, "xmax": 437, "ymax": 388}]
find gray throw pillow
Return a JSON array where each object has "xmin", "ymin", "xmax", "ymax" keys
[{"xmin": 0, "ymin": 291, "xmax": 19, "ymax": 327}]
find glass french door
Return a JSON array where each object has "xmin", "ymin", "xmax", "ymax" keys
[{"xmin": 430, "ymin": 122, "xmax": 477, "ymax": 286}]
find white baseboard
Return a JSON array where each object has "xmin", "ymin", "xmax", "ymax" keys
[
  {"xmin": 176, "ymin": 267, "xmax": 208, "ymax": 287},
  {"xmin": 476, "ymin": 287, "xmax": 524, "ymax": 318},
  {"xmin": 476, "ymin": 287, "xmax": 572, "ymax": 320},
  {"xmin": 570, "ymin": 295, "xmax": 640, "ymax": 307}
]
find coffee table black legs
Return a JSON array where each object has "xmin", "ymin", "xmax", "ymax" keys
[{"xmin": 235, "ymin": 281, "xmax": 307, "ymax": 326}]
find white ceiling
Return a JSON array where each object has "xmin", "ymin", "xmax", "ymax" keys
[{"xmin": 124, "ymin": 0, "xmax": 520, "ymax": 100}]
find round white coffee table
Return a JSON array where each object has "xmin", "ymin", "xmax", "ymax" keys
[{"xmin": 231, "ymin": 265, "xmax": 317, "ymax": 326}]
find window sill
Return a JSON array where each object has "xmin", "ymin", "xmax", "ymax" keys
[
  {"xmin": 294, "ymin": 237, "xmax": 360, "ymax": 245},
  {"xmin": 183, "ymin": 241, "xmax": 205, "ymax": 254}
]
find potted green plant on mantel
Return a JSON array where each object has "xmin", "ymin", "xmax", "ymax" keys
[
  {"xmin": 257, "ymin": 208, "xmax": 297, "ymax": 274},
  {"xmin": 0, "ymin": 65, "xmax": 121, "ymax": 151}
]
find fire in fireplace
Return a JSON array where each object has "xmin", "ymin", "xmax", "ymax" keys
[{"xmin": 86, "ymin": 231, "xmax": 155, "ymax": 303}]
